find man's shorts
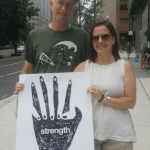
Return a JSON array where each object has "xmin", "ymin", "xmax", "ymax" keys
[{"xmin": 94, "ymin": 139, "xmax": 133, "ymax": 150}]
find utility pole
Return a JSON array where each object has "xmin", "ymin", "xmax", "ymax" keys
[{"xmin": 94, "ymin": 0, "xmax": 96, "ymax": 22}]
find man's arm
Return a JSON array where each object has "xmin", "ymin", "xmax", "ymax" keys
[
  {"xmin": 21, "ymin": 60, "xmax": 34, "ymax": 74},
  {"xmin": 14, "ymin": 60, "xmax": 33, "ymax": 95},
  {"xmin": 15, "ymin": 60, "xmax": 34, "ymax": 118}
]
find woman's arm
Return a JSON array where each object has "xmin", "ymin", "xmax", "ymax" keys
[
  {"xmin": 102, "ymin": 61, "xmax": 136, "ymax": 109},
  {"xmin": 73, "ymin": 61, "xmax": 86, "ymax": 72}
]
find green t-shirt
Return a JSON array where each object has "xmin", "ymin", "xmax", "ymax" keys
[{"xmin": 25, "ymin": 25, "xmax": 89, "ymax": 73}]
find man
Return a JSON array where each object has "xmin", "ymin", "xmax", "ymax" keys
[
  {"xmin": 14, "ymin": 0, "xmax": 90, "ymax": 118},
  {"xmin": 14, "ymin": 0, "xmax": 89, "ymax": 95},
  {"xmin": 125, "ymin": 42, "xmax": 131, "ymax": 59}
]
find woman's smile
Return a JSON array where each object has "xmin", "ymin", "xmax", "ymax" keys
[{"xmin": 96, "ymin": 45, "xmax": 107, "ymax": 49}]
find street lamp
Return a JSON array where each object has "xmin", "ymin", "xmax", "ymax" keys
[{"xmin": 106, "ymin": 15, "xmax": 109, "ymax": 22}]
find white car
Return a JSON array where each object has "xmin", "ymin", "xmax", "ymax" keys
[{"xmin": 17, "ymin": 45, "xmax": 25, "ymax": 53}]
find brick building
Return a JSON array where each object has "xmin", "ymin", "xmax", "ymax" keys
[
  {"xmin": 97, "ymin": 0, "xmax": 117, "ymax": 29},
  {"xmin": 116, "ymin": 0, "xmax": 136, "ymax": 50},
  {"xmin": 97, "ymin": 0, "xmax": 136, "ymax": 50}
]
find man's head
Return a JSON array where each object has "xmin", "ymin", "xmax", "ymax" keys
[{"xmin": 49, "ymin": 0, "xmax": 78, "ymax": 24}]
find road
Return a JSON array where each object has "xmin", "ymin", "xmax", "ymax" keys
[{"xmin": 0, "ymin": 54, "xmax": 24, "ymax": 100}]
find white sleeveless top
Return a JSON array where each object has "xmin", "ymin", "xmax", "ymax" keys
[{"xmin": 85, "ymin": 59, "xmax": 137, "ymax": 142}]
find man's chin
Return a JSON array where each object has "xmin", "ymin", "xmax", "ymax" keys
[{"xmin": 57, "ymin": 18, "xmax": 69, "ymax": 23}]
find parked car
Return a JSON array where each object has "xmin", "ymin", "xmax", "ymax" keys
[{"xmin": 17, "ymin": 45, "xmax": 25, "ymax": 53}]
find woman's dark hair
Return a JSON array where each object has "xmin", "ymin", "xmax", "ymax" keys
[{"xmin": 88, "ymin": 20, "xmax": 120, "ymax": 62}]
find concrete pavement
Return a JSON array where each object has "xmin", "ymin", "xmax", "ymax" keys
[
  {"xmin": 0, "ymin": 97, "xmax": 17, "ymax": 150},
  {"xmin": 0, "ymin": 49, "xmax": 22, "ymax": 59},
  {"xmin": 0, "ymin": 51, "xmax": 150, "ymax": 150},
  {"xmin": 0, "ymin": 49, "xmax": 14, "ymax": 59}
]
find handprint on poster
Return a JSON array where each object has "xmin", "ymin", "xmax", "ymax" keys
[{"xmin": 31, "ymin": 76, "xmax": 82, "ymax": 150}]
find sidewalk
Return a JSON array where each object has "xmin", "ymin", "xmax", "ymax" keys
[
  {"xmin": 120, "ymin": 51, "xmax": 150, "ymax": 78},
  {"xmin": 0, "ymin": 49, "xmax": 22, "ymax": 59},
  {"xmin": 0, "ymin": 49, "xmax": 13, "ymax": 59},
  {"xmin": 0, "ymin": 51, "xmax": 150, "ymax": 150}
]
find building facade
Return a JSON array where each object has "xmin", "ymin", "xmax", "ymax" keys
[
  {"xmin": 128, "ymin": 0, "xmax": 150, "ymax": 53},
  {"xmin": 97, "ymin": 0, "xmax": 117, "ymax": 29},
  {"xmin": 27, "ymin": 0, "xmax": 52, "ymax": 28},
  {"xmin": 116, "ymin": 0, "xmax": 136, "ymax": 50},
  {"xmin": 97, "ymin": 0, "xmax": 136, "ymax": 50}
]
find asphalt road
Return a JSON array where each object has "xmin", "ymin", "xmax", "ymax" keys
[{"xmin": 0, "ymin": 55, "xmax": 24, "ymax": 100}]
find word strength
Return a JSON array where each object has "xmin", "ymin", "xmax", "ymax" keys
[{"xmin": 41, "ymin": 127, "xmax": 71, "ymax": 135}]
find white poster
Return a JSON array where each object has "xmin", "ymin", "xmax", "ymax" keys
[{"xmin": 15, "ymin": 73, "xmax": 94, "ymax": 150}]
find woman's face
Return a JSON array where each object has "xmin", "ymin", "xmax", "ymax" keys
[{"xmin": 92, "ymin": 25, "xmax": 115, "ymax": 55}]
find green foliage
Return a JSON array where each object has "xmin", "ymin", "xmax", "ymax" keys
[
  {"xmin": 18, "ymin": 22, "xmax": 35, "ymax": 43},
  {"xmin": 71, "ymin": 0, "xmax": 104, "ymax": 35},
  {"xmin": 0, "ymin": 0, "xmax": 40, "ymax": 53}
]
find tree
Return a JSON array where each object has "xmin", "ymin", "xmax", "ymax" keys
[
  {"xmin": 83, "ymin": 0, "xmax": 104, "ymax": 34},
  {"xmin": 71, "ymin": 0, "xmax": 104, "ymax": 35},
  {"xmin": 71, "ymin": 2, "xmax": 88, "ymax": 28},
  {"xmin": 18, "ymin": 22, "xmax": 35, "ymax": 44},
  {"xmin": 0, "ymin": 0, "xmax": 40, "ymax": 54}
]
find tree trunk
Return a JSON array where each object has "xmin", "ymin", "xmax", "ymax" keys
[{"xmin": 12, "ymin": 41, "xmax": 17, "ymax": 55}]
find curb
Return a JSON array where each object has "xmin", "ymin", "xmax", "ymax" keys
[
  {"xmin": 0, "ymin": 54, "xmax": 11, "ymax": 59},
  {"xmin": 0, "ymin": 55, "xmax": 3, "ymax": 59},
  {"xmin": 0, "ymin": 95, "xmax": 18, "ymax": 108},
  {"xmin": 0, "ymin": 53, "xmax": 22, "ymax": 59}
]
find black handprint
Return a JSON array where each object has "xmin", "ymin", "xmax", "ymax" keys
[{"xmin": 31, "ymin": 76, "xmax": 82, "ymax": 150}]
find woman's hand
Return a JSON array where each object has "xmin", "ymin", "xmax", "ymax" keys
[
  {"xmin": 87, "ymin": 85, "xmax": 102, "ymax": 101},
  {"xmin": 14, "ymin": 82, "xmax": 24, "ymax": 95}
]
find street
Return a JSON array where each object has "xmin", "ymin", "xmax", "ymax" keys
[{"xmin": 0, "ymin": 53, "xmax": 24, "ymax": 100}]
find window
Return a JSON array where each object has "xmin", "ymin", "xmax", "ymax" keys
[
  {"xmin": 28, "ymin": 17, "xmax": 31, "ymax": 21},
  {"xmin": 120, "ymin": 18, "xmax": 136, "ymax": 21},
  {"xmin": 120, "ymin": 4, "xmax": 128, "ymax": 10},
  {"xmin": 120, "ymin": 18, "xmax": 128, "ymax": 21}
]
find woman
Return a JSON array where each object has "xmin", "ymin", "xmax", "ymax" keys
[{"xmin": 74, "ymin": 21, "xmax": 136, "ymax": 150}]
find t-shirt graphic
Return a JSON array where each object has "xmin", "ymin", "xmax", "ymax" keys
[{"xmin": 39, "ymin": 41, "xmax": 77, "ymax": 67}]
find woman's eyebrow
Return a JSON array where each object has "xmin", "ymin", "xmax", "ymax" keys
[{"xmin": 93, "ymin": 33, "xmax": 109, "ymax": 36}]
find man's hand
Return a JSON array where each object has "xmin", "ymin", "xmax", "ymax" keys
[
  {"xmin": 14, "ymin": 83, "xmax": 24, "ymax": 95},
  {"xmin": 31, "ymin": 76, "xmax": 82, "ymax": 150}
]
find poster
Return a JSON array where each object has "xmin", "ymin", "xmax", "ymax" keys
[{"xmin": 15, "ymin": 72, "xmax": 94, "ymax": 150}]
